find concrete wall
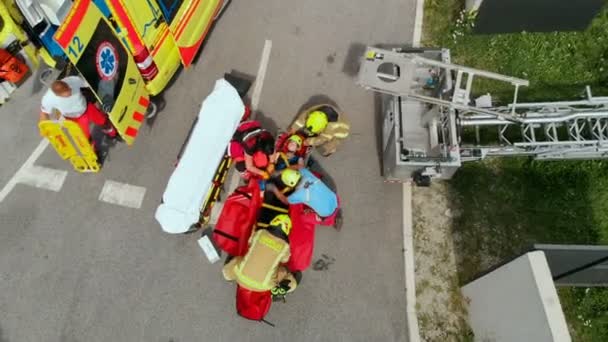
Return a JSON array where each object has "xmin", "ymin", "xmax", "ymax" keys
[{"xmin": 462, "ymin": 251, "xmax": 571, "ymax": 342}]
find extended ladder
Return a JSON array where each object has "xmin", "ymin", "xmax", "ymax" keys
[
  {"xmin": 459, "ymin": 87, "xmax": 608, "ymax": 160},
  {"xmin": 358, "ymin": 47, "xmax": 608, "ymax": 162}
]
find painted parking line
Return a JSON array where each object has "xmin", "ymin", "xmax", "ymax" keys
[
  {"xmin": 209, "ymin": 40, "xmax": 273, "ymax": 223},
  {"xmin": 0, "ymin": 139, "xmax": 67, "ymax": 203},
  {"xmin": 251, "ymin": 39, "xmax": 272, "ymax": 112},
  {"xmin": 98, "ymin": 180, "xmax": 146, "ymax": 209}
]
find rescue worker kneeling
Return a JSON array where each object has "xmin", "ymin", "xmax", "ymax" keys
[
  {"xmin": 223, "ymin": 214, "xmax": 299, "ymax": 297},
  {"xmin": 289, "ymin": 104, "xmax": 350, "ymax": 157}
]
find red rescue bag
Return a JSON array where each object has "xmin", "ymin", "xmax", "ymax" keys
[
  {"xmin": 287, "ymin": 204, "xmax": 316, "ymax": 272},
  {"xmin": 213, "ymin": 180, "xmax": 261, "ymax": 256},
  {"xmin": 236, "ymin": 285, "xmax": 272, "ymax": 321},
  {"xmin": 0, "ymin": 48, "xmax": 28, "ymax": 83},
  {"xmin": 287, "ymin": 197, "xmax": 341, "ymax": 272}
]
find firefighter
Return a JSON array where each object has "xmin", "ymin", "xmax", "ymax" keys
[
  {"xmin": 39, "ymin": 76, "xmax": 117, "ymax": 142},
  {"xmin": 266, "ymin": 168, "xmax": 302, "ymax": 206},
  {"xmin": 223, "ymin": 214, "xmax": 299, "ymax": 296},
  {"xmin": 288, "ymin": 104, "xmax": 350, "ymax": 157}
]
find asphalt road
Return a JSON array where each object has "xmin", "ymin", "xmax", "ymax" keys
[{"xmin": 0, "ymin": 1, "xmax": 415, "ymax": 341}]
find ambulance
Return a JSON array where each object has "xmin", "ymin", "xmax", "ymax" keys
[
  {"xmin": 0, "ymin": 0, "xmax": 58, "ymax": 102},
  {"xmin": 53, "ymin": 0, "xmax": 229, "ymax": 146}
]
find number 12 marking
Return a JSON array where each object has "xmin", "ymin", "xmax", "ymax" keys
[{"xmin": 68, "ymin": 36, "xmax": 84, "ymax": 58}]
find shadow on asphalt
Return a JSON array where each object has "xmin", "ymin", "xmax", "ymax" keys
[
  {"xmin": 295, "ymin": 94, "xmax": 339, "ymax": 115},
  {"xmin": 29, "ymin": 66, "xmax": 45, "ymax": 95},
  {"xmin": 255, "ymin": 111, "xmax": 279, "ymax": 136},
  {"xmin": 342, "ymin": 43, "xmax": 366, "ymax": 77},
  {"xmin": 91, "ymin": 127, "xmax": 118, "ymax": 166},
  {"xmin": 373, "ymin": 92, "xmax": 385, "ymax": 173}
]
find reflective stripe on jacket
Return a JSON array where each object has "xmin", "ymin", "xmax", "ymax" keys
[
  {"xmin": 233, "ymin": 229, "xmax": 290, "ymax": 292},
  {"xmin": 289, "ymin": 104, "xmax": 350, "ymax": 146}
]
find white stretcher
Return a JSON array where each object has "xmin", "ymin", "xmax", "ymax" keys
[{"xmin": 155, "ymin": 79, "xmax": 244, "ymax": 234}]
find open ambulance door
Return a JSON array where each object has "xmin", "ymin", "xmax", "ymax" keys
[
  {"xmin": 157, "ymin": 0, "xmax": 225, "ymax": 67},
  {"xmin": 54, "ymin": 0, "xmax": 149, "ymax": 146}
]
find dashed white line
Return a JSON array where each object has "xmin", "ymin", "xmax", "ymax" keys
[
  {"xmin": 250, "ymin": 39, "xmax": 272, "ymax": 112},
  {"xmin": 98, "ymin": 180, "xmax": 146, "ymax": 209},
  {"xmin": 18, "ymin": 165, "xmax": 67, "ymax": 192},
  {"xmin": 0, "ymin": 139, "xmax": 67, "ymax": 203}
]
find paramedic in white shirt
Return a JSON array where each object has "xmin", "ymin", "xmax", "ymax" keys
[{"xmin": 39, "ymin": 76, "xmax": 116, "ymax": 142}]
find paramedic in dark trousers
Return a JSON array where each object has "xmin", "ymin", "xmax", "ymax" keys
[
  {"xmin": 229, "ymin": 120, "xmax": 275, "ymax": 180},
  {"xmin": 39, "ymin": 76, "xmax": 116, "ymax": 141},
  {"xmin": 288, "ymin": 104, "xmax": 350, "ymax": 157}
]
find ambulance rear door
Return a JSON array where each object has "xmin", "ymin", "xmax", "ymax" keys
[
  {"xmin": 157, "ymin": 0, "xmax": 223, "ymax": 67},
  {"xmin": 54, "ymin": 0, "xmax": 150, "ymax": 145}
]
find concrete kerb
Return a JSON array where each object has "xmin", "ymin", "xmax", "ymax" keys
[
  {"xmin": 402, "ymin": 182, "xmax": 420, "ymax": 342},
  {"xmin": 403, "ymin": 0, "xmax": 425, "ymax": 341}
]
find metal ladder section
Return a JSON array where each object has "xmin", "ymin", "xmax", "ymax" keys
[
  {"xmin": 358, "ymin": 47, "xmax": 608, "ymax": 162},
  {"xmin": 358, "ymin": 47, "xmax": 529, "ymax": 123},
  {"xmin": 460, "ymin": 87, "xmax": 608, "ymax": 160}
]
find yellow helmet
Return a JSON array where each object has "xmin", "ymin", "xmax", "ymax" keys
[
  {"xmin": 281, "ymin": 169, "xmax": 301, "ymax": 188},
  {"xmin": 305, "ymin": 111, "xmax": 328, "ymax": 134},
  {"xmin": 270, "ymin": 214, "xmax": 292, "ymax": 236},
  {"xmin": 287, "ymin": 134, "xmax": 303, "ymax": 148}
]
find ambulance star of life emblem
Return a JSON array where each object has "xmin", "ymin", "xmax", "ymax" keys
[{"xmin": 96, "ymin": 41, "xmax": 118, "ymax": 81}]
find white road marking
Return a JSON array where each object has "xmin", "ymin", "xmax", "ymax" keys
[
  {"xmin": 208, "ymin": 39, "xmax": 272, "ymax": 222},
  {"xmin": 251, "ymin": 39, "xmax": 272, "ymax": 112},
  {"xmin": 0, "ymin": 139, "xmax": 67, "ymax": 203},
  {"xmin": 98, "ymin": 180, "xmax": 146, "ymax": 209},
  {"xmin": 18, "ymin": 165, "xmax": 67, "ymax": 192},
  {"xmin": 402, "ymin": 182, "xmax": 420, "ymax": 342},
  {"xmin": 412, "ymin": 0, "xmax": 425, "ymax": 48}
]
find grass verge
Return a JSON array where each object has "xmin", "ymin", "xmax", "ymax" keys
[{"xmin": 423, "ymin": 0, "xmax": 608, "ymax": 340}]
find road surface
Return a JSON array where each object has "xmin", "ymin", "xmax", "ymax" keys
[{"xmin": 0, "ymin": 1, "xmax": 415, "ymax": 341}]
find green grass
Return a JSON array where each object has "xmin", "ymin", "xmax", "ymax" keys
[
  {"xmin": 423, "ymin": 1, "xmax": 608, "ymax": 340},
  {"xmin": 424, "ymin": 0, "xmax": 608, "ymax": 102}
]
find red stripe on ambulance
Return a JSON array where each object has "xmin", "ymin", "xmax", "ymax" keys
[
  {"xmin": 139, "ymin": 96, "xmax": 150, "ymax": 108},
  {"xmin": 176, "ymin": 0, "xmax": 222, "ymax": 67},
  {"xmin": 125, "ymin": 126, "xmax": 139, "ymax": 138},
  {"xmin": 175, "ymin": 0, "xmax": 202, "ymax": 39},
  {"xmin": 152, "ymin": 29, "xmax": 171, "ymax": 57},
  {"xmin": 133, "ymin": 112, "xmax": 145, "ymax": 123},
  {"xmin": 55, "ymin": 0, "xmax": 90, "ymax": 48},
  {"xmin": 107, "ymin": 0, "xmax": 145, "ymax": 50}
]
